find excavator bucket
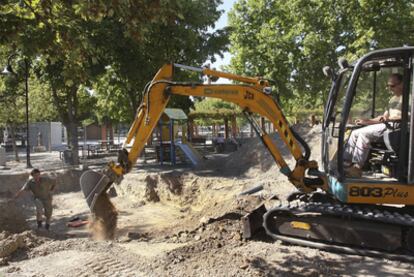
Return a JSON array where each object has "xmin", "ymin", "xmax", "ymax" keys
[{"xmin": 80, "ymin": 170, "xmax": 112, "ymax": 211}]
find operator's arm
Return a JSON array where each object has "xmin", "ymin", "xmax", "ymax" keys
[
  {"xmin": 355, "ymin": 117, "xmax": 381, "ymax": 125},
  {"xmin": 355, "ymin": 111, "xmax": 390, "ymax": 125}
]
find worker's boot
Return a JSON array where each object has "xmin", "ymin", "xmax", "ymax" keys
[
  {"xmin": 37, "ymin": 221, "xmax": 42, "ymax": 229},
  {"xmin": 45, "ymin": 223, "xmax": 50, "ymax": 231}
]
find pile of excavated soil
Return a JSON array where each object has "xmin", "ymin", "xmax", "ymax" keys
[
  {"xmin": 0, "ymin": 169, "xmax": 83, "ymax": 196},
  {"xmin": 0, "ymin": 232, "xmax": 26, "ymax": 260},
  {"xmin": 0, "ymin": 231, "xmax": 41, "ymax": 266},
  {"xmin": 0, "ymin": 199, "xmax": 28, "ymax": 233},
  {"xmin": 50, "ymin": 169, "xmax": 84, "ymax": 193},
  {"xmin": 222, "ymin": 124, "xmax": 323, "ymax": 179},
  {"xmin": 116, "ymin": 172, "xmax": 193, "ymax": 205}
]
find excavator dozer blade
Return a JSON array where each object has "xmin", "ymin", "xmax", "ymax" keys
[
  {"xmin": 242, "ymin": 203, "xmax": 267, "ymax": 239},
  {"xmin": 80, "ymin": 170, "xmax": 111, "ymax": 211}
]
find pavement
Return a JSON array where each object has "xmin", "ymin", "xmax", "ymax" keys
[{"xmin": 0, "ymin": 144, "xmax": 231, "ymax": 175}]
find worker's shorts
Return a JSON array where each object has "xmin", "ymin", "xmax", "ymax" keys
[{"xmin": 34, "ymin": 198, "xmax": 53, "ymax": 224}]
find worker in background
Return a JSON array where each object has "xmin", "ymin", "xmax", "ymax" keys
[
  {"xmin": 14, "ymin": 168, "xmax": 56, "ymax": 230},
  {"xmin": 344, "ymin": 73, "xmax": 403, "ymax": 177},
  {"xmin": 215, "ymin": 133, "xmax": 225, "ymax": 153}
]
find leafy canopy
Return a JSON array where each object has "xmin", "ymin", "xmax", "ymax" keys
[{"xmin": 228, "ymin": 0, "xmax": 414, "ymax": 111}]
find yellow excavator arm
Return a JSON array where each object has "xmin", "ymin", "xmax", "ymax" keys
[{"xmin": 80, "ymin": 63, "xmax": 327, "ymax": 210}]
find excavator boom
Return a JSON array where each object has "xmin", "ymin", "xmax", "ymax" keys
[{"xmin": 80, "ymin": 63, "xmax": 326, "ymax": 211}]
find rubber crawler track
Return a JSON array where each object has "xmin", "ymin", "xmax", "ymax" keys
[{"xmin": 263, "ymin": 200, "xmax": 414, "ymax": 262}]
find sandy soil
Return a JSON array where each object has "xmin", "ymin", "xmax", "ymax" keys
[{"xmin": 1, "ymin": 125, "xmax": 414, "ymax": 276}]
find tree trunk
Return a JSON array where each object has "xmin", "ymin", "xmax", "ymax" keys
[
  {"xmin": 224, "ymin": 118, "xmax": 229, "ymax": 139},
  {"xmin": 127, "ymin": 88, "xmax": 139, "ymax": 120},
  {"xmin": 66, "ymin": 122, "xmax": 79, "ymax": 165},
  {"xmin": 195, "ymin": 124, "xmax": 199, "ymax": 136},
  {"xmin": 188, "ymin": 119, "xmax": 194, "ymax": 141},
  {"xmin": 231, "ymin": 115, "xmax": 238, "ymax": 138},
  {"xmin": 50, "ymin": 85, "xmax": 80, "ymax": 165},
  {"xmin": 108, "ymin": 122, "xmax": 114, "ymax": 144},
  {"xmin": 63, "ymin": 86, "xmax": 80, "ymax": 165},
  {"xmin": 9, "ymin": 124, "xmax": 19, "ymax": 162}
]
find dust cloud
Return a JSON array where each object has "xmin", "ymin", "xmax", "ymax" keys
[{"xmin": 89, "ymin": 193, "xmax": 118, "ymax": 240}]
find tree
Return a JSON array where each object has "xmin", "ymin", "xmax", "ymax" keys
[
  {"xmin": 0, "ymin": 55, "xmax": 25, "ymax": 161},
  {"xmin": 228, "ymin": 0, "xmax": 414, "ymax": 111},
  {"xmin": 1, "ymin": 0, "xmax": 228, "ymax": 164},
  {"xmin": 93, "ymin": 0, "xmax": 229, "ymax": 123}
]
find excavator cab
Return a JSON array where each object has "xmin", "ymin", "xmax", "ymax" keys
[
  {"xmin": 260, "ymin": 47, "xmax": 414, "ymax": 257},
  {"xmin": 322, "ymin": 47, "xmax": 414, "ymax": 205}
]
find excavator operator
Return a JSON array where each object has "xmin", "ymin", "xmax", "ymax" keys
[{"xmin": 344, "ymin": 73, "xmax": 403, "ymax": 177}]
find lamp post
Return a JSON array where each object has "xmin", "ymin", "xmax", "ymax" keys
[{"xmin": 1, "ymin": 54, "xmax": 32, "ymax": 168}]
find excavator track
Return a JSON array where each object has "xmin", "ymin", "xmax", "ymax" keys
[{"xmin": 263, "ymin": 201, "xmax": 414, "ymax": 262}]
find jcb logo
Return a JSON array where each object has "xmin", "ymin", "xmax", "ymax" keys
[{"xmin": 349, "ymin": 186, "xmax": 408, "ymax": 198}]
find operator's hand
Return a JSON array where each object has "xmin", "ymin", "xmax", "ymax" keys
[
  {"xmin": 355, "ymin": 119, "xmax": 367, "ymax": 125},
  {"xmin": 379, "ymin": 116, "xmax": 386, "ymax": 123}
]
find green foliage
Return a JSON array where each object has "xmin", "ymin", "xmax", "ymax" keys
[
  {"xmin": 28, "ymin": 76, "xmax": 59, "ymax": 122},
  {"xmin": 228, "ymin": 0, "xmax": 414, "ymax": 110},
  {"xmin": 191, "ymin": 98, "xmax": 241, "ymax": 126},
  {"xmin": 0, "ymin": 50, "xmax": 26, "ymax": 126},
  {"xmin": 0, "ymin": 1, "xmax": 229, "ymax": 163},
  {"xmin": 92, "ymin": 0, "xmax": 229, "ymax": 122},
  {"xmin": 0, "ymin": 80, "xmax": 25, "ymax": 127}
]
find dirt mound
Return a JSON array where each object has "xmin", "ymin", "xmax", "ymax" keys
[
  {"xmin": 90, "ymin": 193, "xmax": 118, "ymax": 240},
  {"xmin": 0, "ymin": 231, "xmax": 40, "ymax": 265},
  {"xmin": 0, "ymin": 199, "xmax": 28, "ymax": 233},
  {"xmin": 0, "ymin": 232, "xmax": 25, "ymax": 259},
  {"xmin": 222, "ymin": 124, "xmax": 323, "ymax": 178},
  {"xmin": 144, "ymin": 175, "xmax": 161, "ymax": 202},
  {"xmin": 116, "ymin": 172, "xmax": 186, "ymax": 204},
  {"xmin": 0, "ymin": 169, "xmax": 82, "ymax": 196},
  {"xmin": 51, "ymin": 169, "xmax": 84, "ymax": 193}
]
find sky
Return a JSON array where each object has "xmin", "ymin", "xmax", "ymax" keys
[{"xmin": 209, "ymin": 0, "xmax": 237, "ymax": 70}]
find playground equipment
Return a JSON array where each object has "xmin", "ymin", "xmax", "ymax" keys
[{"xmin": 156, "ymin": 108, "xmax": 202, "ymax": 166}]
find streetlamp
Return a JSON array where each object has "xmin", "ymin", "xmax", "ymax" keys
[{"xmin": 1, "ymin": 54, "xmax": 32, "ymax": 168}]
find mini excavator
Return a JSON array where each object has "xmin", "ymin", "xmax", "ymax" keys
[{"xmin": 81, "ymin": 47, "xmax": 414, "ymax": 258}]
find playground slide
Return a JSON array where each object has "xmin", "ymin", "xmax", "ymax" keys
[{"xmin": 175, "ymin": 142, "xmax": 203, "ymax": 166}]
